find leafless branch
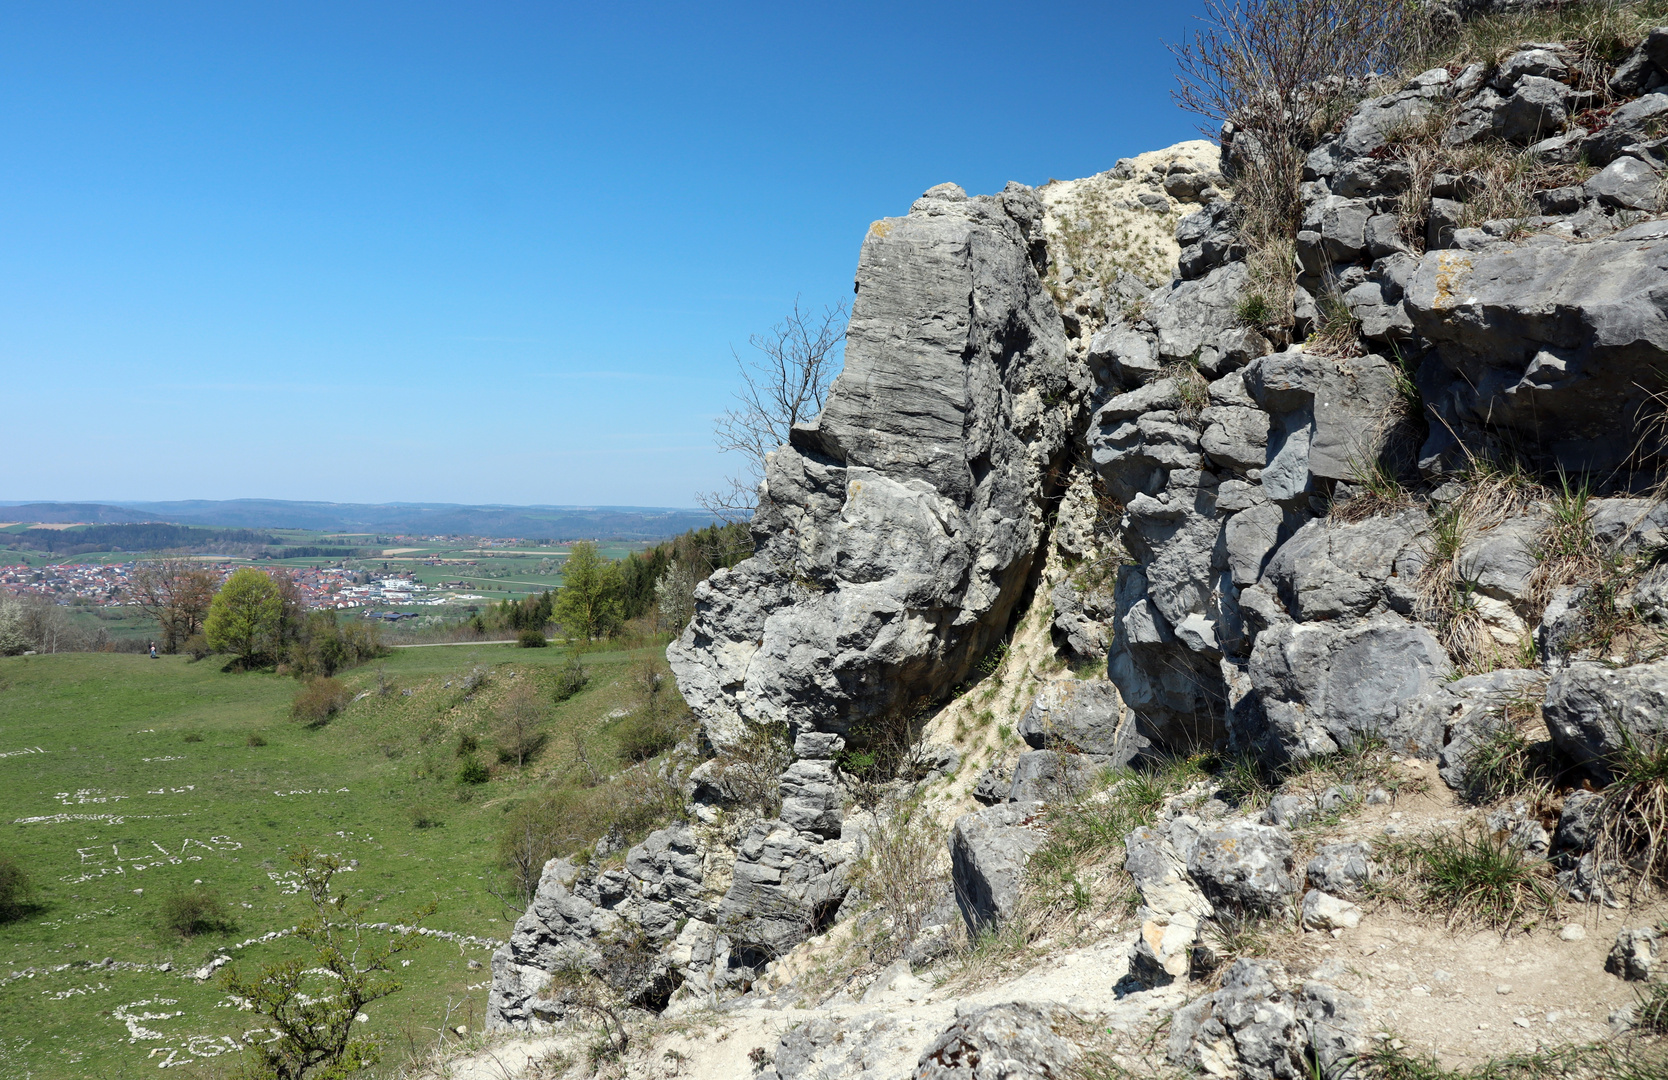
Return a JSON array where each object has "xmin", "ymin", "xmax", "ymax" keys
[
  {"xmin": 1169, "ymin": 0, "xmax": 1414, "ymax": 238},
  {"xmin": 699, "ymin": 297, "xmax": 848, "ymax": 523}
]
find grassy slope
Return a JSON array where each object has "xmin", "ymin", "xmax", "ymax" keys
[{"xmin": 0, "ymin": 642, "xmax": 664, "ymax": 1079}]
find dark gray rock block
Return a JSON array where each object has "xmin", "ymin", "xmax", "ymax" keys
[
  {"xmin": 1306, "ymin": 842, "xmax": 1375, "ymax": 899},
  {"xmin": 1586, "ymin": 155, "xmax": 1662, "ymax": 211},
  {"xmin": 1017, "ymin": 679, "xmax": 1136, "ymax": 758},
  {"xmin": 950, "ymin": 801, "xmax": 1047, "ymax": 935},
  {"xmin": 1259, "ymin": 511, "xmax": 1427, "ymax": 623},
  {"xmin": 1008, "ymin": 749, "xmax": 1114, "ymax": 803},
  {"xmin": 1607, "ymin": 928, "xmax": 1659, "ymax": 981},
  {"xmin": 915, "ymin": 1001, "xmax": 1082, "ymax": 1080},
  {"xmin": 971, "ymin": 763, "xmax": 1011, "ymax": 806},
  {"xmin": 1249, "ymin": 613, "xmax": 1453, "ymax": 764},
  {"xmin": 1555, "ymin": 789, "xmax": 1603, "ymax": 853},
  {"xmin": 1544, "ymin": 660, "xmax": 1668, "ymax": 783},
  {"xmin": 1186, "ymin": 820, "xmax": 1296, "ymax": 911}
]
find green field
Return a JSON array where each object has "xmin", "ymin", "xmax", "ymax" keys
[{"xmin": 0, "ymin": 642, "xmax": 670, "ymax": 1078}]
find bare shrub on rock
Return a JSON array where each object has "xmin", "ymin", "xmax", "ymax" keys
[
  {"xmin": 1171, "ymin": 0, "xmax": 1415, "ymax": 314},
  {"xmin": 707, "ymin": 719, "xmax": 794, "ymax": 818},
  {"xmin": 700, "ymin": 298, "xmax": 847, "ymax": 522},
  {"xmin": 851, "ymin": 799, "xmax": 950, "ymax": 963}
]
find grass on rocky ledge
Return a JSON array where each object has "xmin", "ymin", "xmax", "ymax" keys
[
  {"xmin": 1365, "ymin": 1036, "xmax": 1668, "ymax": 1080},
  {"xmin": 0, "ymin": 641, "xmax": 674, "ymax": 1080}
]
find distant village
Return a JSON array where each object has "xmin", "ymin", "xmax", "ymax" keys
[{"xmin": 0, "ymin": 562, "xmax": 492, "ymax": 612}]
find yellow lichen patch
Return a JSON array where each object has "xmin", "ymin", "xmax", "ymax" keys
[
  {"xmin": 1431, "ymin": 251, "xmax": 1473, "ymax": 310},
  {"xmin": 870, "ymin": 220, "xmax": 892, "ymax": 239}
]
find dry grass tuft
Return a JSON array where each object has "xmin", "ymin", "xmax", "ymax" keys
[
  {"xmin": 1592, "ymin": 732, "xmax": 1668, "ymax": 902},
  {"xmin": 1157, "ymin": 361, "xmax": 1211, "ymax": 426},
  {"xmin": 1305, "ymin": 287, "xmax": 1365, "ymax": 358},
  {"xmin": 1417, "ymin": 459, "xmax": 1549, "ymax": 672}
]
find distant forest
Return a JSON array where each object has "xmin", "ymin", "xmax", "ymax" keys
[{"xmin": 9, "ymin": 523, "xmax": 280, "ymax": 556}]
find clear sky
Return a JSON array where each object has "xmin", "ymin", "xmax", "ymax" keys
[{"xmin": 1, "ymin": 1, "xmax": 1211, "ymax": 507}]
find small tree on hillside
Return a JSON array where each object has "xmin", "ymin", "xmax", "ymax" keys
[
  {"xmin": 129, "ymin": 559, "xmax": 218, "ymax": 653},
  {"xmin": 205, "ymin": 567, "xmax": 283, "ymax": 668},
  {"xmin": 222, "ymin": 848, "xmax": 433, "ymax": 1080},
  {"xmin": 0, "ymin": 595, "xmax": 30, "ymax": 657},
  {"xmin": 654, "ymin": 559, "xmax": 699, "ymax": 636},
  {"xmin": 493, "ymin": 682, "xmax": 549, "ymax": 767},
  {"xmin": 699, "ymin": 298, "xmax": 847, "ymax": 522},
  {"xmin": 554, "ymin": 542, "xmax": 621, "ymax": 641}
]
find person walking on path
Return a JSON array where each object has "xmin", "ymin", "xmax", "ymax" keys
[{"xmin": 149, "ymin": 641, "xmax": 158, "ymax": 659}]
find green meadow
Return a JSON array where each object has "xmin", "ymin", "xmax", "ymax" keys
[{"xmin": 0, "ymin": 641, "xmax": 667, "ymax": 1079}]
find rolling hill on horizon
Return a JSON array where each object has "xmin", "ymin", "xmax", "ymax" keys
[{"xmin": 0, "ymin": 499, "xmax": 720, "ymax": 540}]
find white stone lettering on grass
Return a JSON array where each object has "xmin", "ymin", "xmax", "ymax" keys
[
  {"xmin": 41, "ymin": 981, "xmax": 109, "ymax": 1000},
  {"xmin": 140, "ymin": 756, "xmax": 184, "ymax": 763},
  {"xmin": 37, "ymin": 906, "xmax": 118, "ymax": 930},
  {"xmin": 13, "ymin": 811, "xmax": 193, "ymax": 827},
  {"xmin": 113, "ymin": 998, "xmax": 184, "ymax": 1042},
  {"xmin": 63, "ymin": 835, "xmax": 242, "ymax": 881},
  {"xmin": 272, "ymin": 787, "xmax": 350, "ymax": 796},
  {"xmin": 0, "ymin": 746, "xmax": 47, "ymax": 759},
  {"xmin": 56, "ymin": 789, "xmax": 127, "ymax": 806}
]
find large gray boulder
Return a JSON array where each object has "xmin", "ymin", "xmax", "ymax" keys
[
  {"xmin": 1242, "ymin": 349, "xmax": 1407, "ymax": 499},
  {"xmin": 714, "ymin": 820, "xmax": 852, "ymax": 961},
  {"xmin": 1168, "ymin": 959, "xmax": 1369, "ymax": 1080},
  {"xmin": 1125, "ymin": 824, "xmax": 1214, "ymax": 986},
  {"xmin": 777, "ymin": 1010, "xmax": 908, "ymax": 1079},
  {"xmin": 1306, "ymin": 842, "xmax": 1375, "ymax": 899},
  {"xmin": 1186, "ymin": 820, "xmax": 1296, "ymax": 911},
  {"xmin": 1258, "ymin": 511, "xmax": 1426, "ymax": 622},
  {"xmin": 1017, "ymin": 679, "xmax": 1136, "ymax": 758},
  {"xmin": 1248, "ymin": 612, "xmax": 1454, "ymax": 763},
  {"xmin": 1167, "ymin": 959, "xmax": 1302, "ymax": 1080},
  {"xmin": 950, "ymin": 801, "xmax": 1048, "ymax": 935},
  {"xmin": 625, "ymin": 826, "xmax": 712, "ymax": 938},
  {"xmin": 1608, "ymin": 928, "xmax": 1660, "ymax": 981},
  {"xmin": 488, "ymin": 860, "xmax": 627, "ymax": 1030},
  {"xmin": 779, "ymin": 759, "xmax": 844, "ymax": 839},
  {"xmin": 1149, "ymin": 262, "xmax": 1249, "ymax": 364},
  {"xmin": 670, "ymin": 181, "xmax": 1077, "ymax": 749},
  {"xmin": 1405, "ymin": 225, "xmax": 1668, "ymax": 475},
  {"xmin": 1544, "ymin": 660, "xmax": 1668, "ymax": 782},
  {"xmin": 1410, "ymin": 668, "xmax": 1545, "ymax": 791},
  {"xmin": 914, "ymin": 1002, "xmax": 1082, "ymax": 1080},
  {"xmin": 1008, "ymin": 749, "xmax": 1113, "ymax": 803}
]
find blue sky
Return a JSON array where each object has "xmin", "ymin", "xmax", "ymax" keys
[{"xmin": 1, "ymin": 1, "xmax": 1210, "ymax": 507}]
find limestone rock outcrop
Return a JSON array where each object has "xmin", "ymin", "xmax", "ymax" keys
[{"xmin": 669, "ymin": 181, "xmax": 1079, "ymax": 750}]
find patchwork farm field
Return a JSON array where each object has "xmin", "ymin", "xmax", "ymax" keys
[{"xmin": 0, "ymin": 643, "xmax": 666, "ymax": 1079}]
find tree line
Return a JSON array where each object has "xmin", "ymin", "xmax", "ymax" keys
[{"xmin": 469, "ymin": 524, "xmax": 752, "ymax": 644}]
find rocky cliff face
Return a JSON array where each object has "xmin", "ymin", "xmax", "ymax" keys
[{"xmin": 487, "ymin": 21, "xmax": 1668, "ymax": 1074}]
